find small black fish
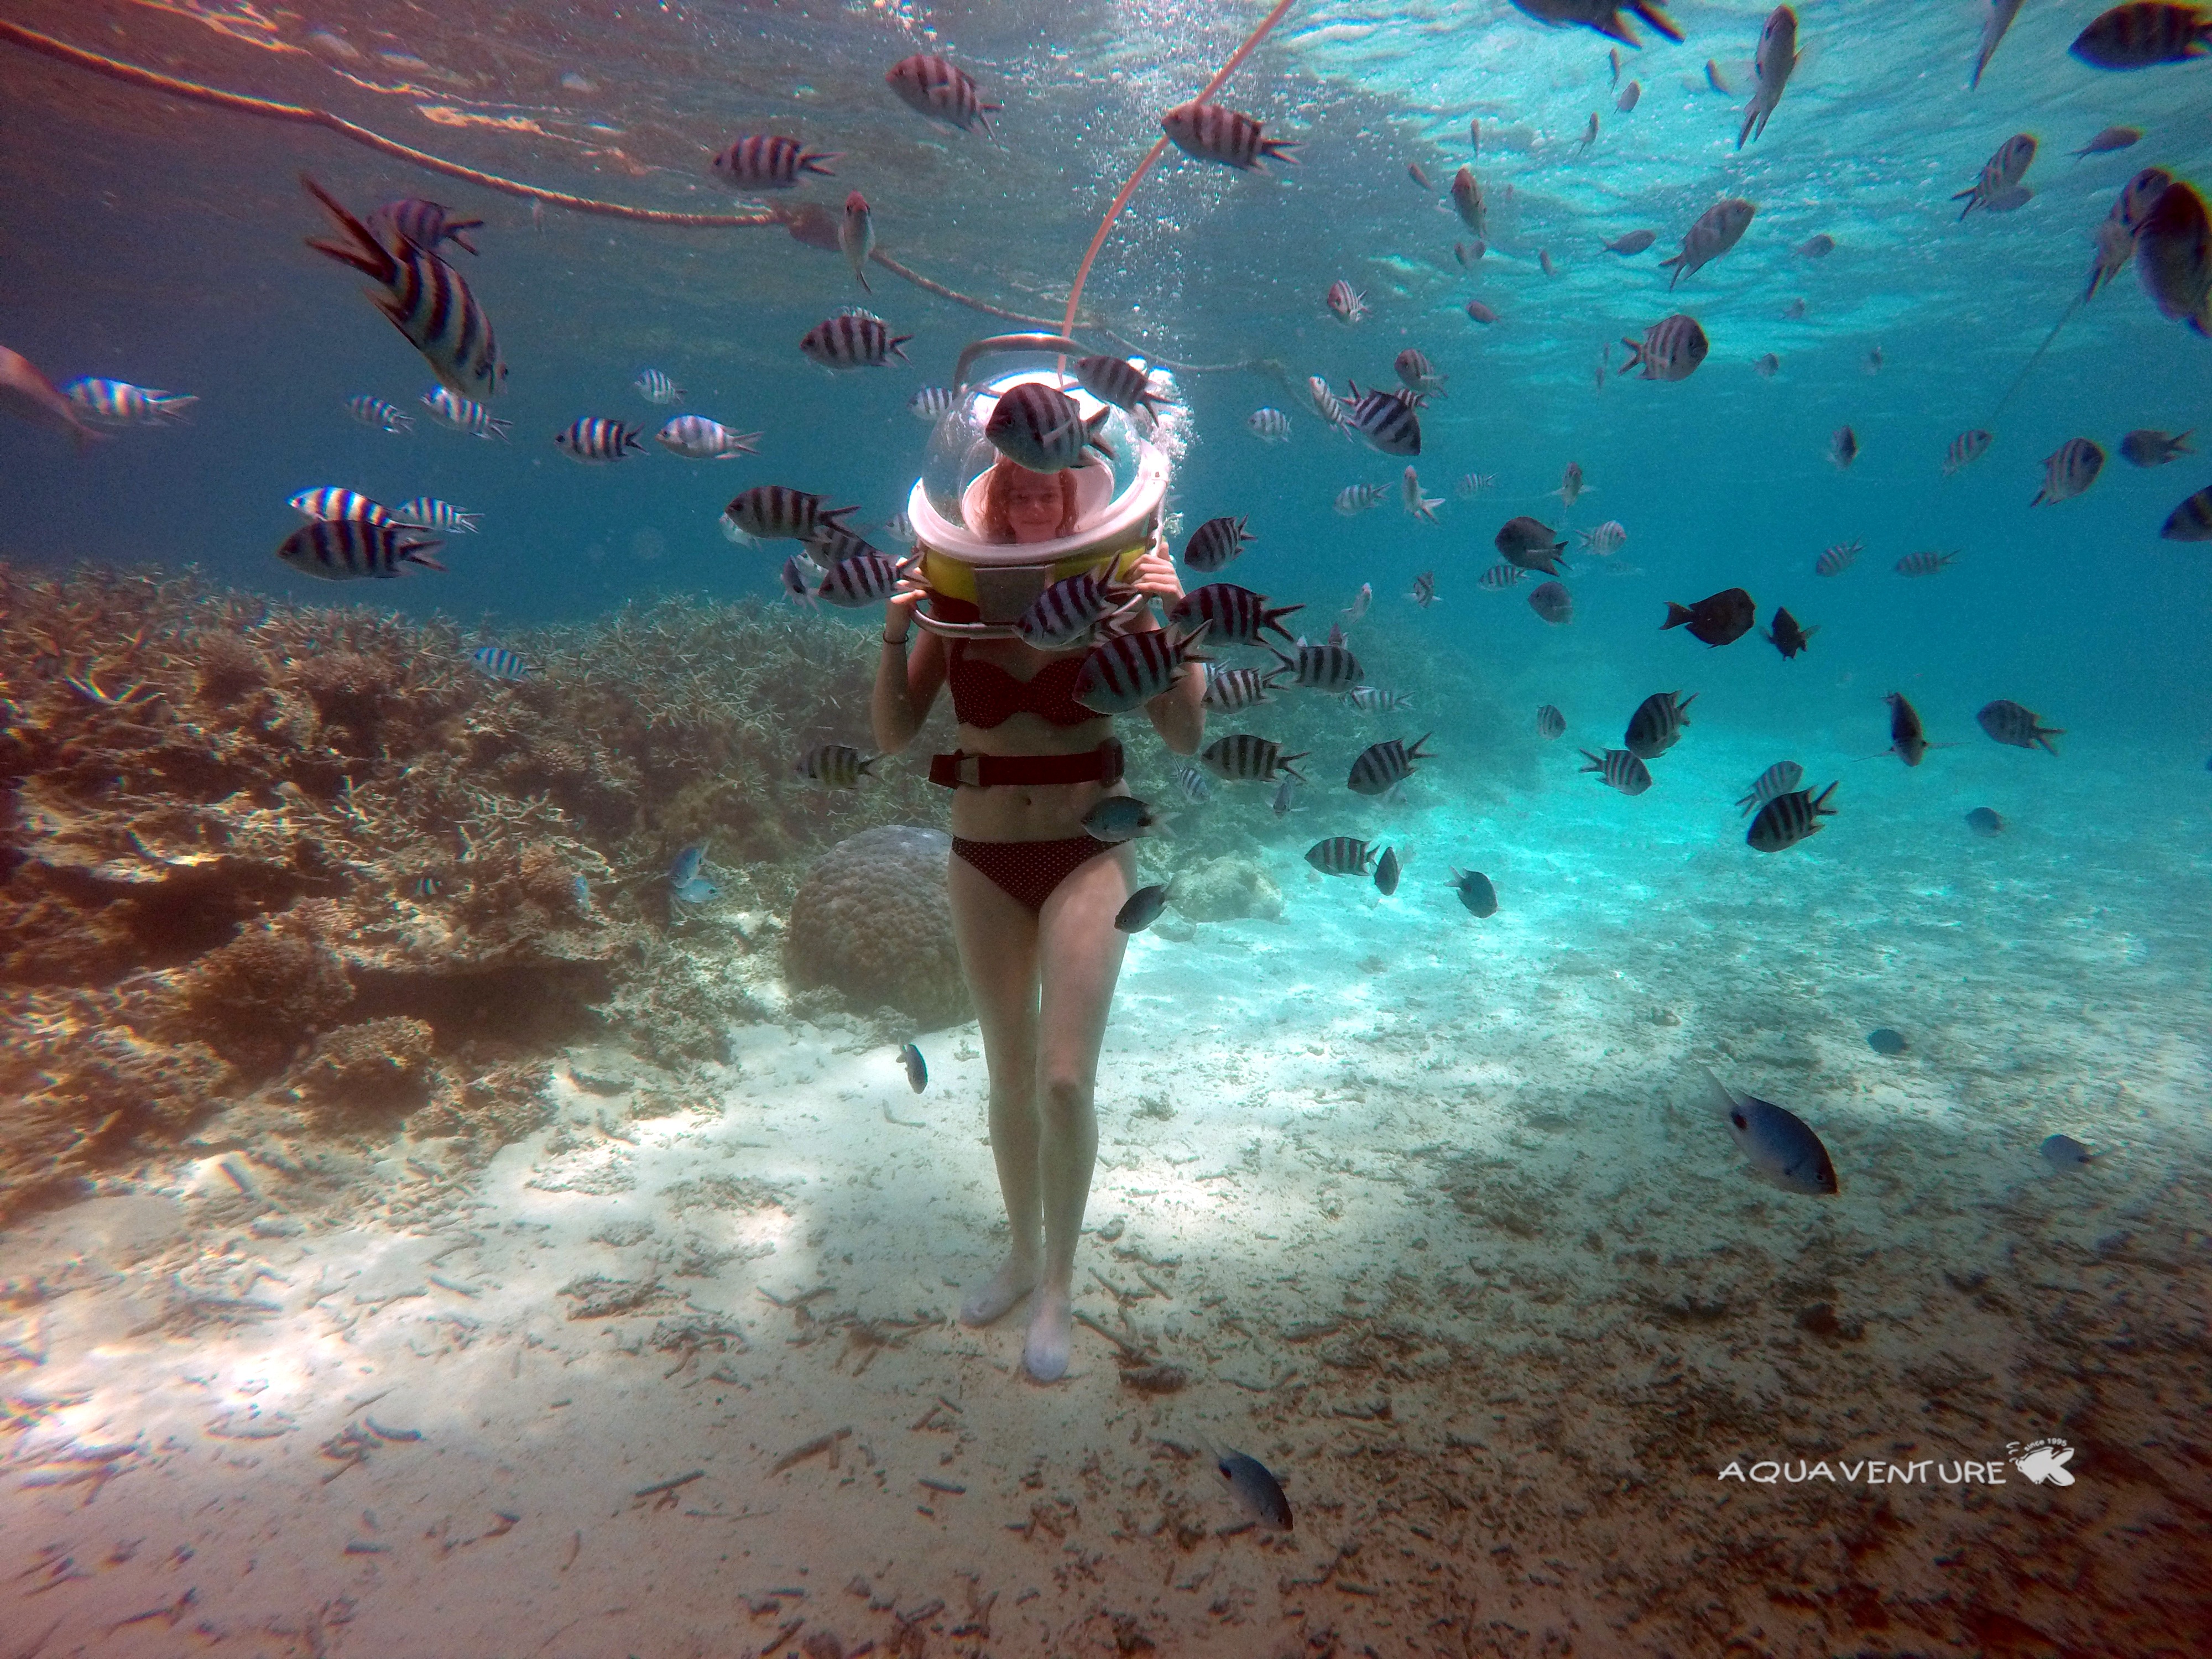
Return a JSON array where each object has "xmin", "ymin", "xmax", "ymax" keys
[
  {"xmin": 1765, "ymin": 607, "xmax": 1817, "ymax": 659},
  {"xmin": 1494, "ymin": 515, "xmax": 1568, "ymax": 575},
  {"xmin": 898, "ymin": 1042, "xmax": 927, "ymax": 1093},
  {"xmin": 1662, "ymin": 587, "xmax": 1756, "ymax": 646},
  {"xmin": 1624, "ymin": 690, "xmax": 1695, "ymax": 759},
  {"xmin": 1115, "ymin": 883, "xmax": 1172, "ymax": 933},
  {"xmin": 1374, "ymin": 847, "xmax": 1401, "ymax": 896},
  {"xmin": 1866, "ymin": 1028, "xmax": 1907, "ymax": 1056},
  {"xmin": 1884, "ymin": 692, "xmax": 1929, "ymax": 766},
  {"xmin": 1965, "ymin": 806, "xmax": 2004, "ymax": 836},
  {"xmin": 1450, "ymin": 868, "xmax": 1498, "ymax": 917}
]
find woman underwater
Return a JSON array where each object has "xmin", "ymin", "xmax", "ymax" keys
[{"xmin": 871, "ymin": 454, "xmax": 1203, "ymax": 1381}]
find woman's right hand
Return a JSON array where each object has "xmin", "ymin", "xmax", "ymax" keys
[{"xmin": 884, "ymin": 575, "xmax": 927, "ymax": 641}]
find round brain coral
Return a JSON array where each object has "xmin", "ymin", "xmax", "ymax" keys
[{"xmin": 784, "ymin": 825, "xmax": 970, "ymax": 1030}]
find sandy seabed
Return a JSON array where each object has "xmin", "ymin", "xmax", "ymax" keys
[{"xmin": 3, "ymin": 735, "xmax": 2209, "ymax": 1658}]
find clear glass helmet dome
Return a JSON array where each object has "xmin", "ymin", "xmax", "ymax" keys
[{"xmin": 909, "ymin": 353, "xmax": 1171, "ymax": 572}]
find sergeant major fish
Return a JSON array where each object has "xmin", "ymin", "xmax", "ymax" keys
[
  {"xmin": 985, "ymin": 382, "xmax": 1113, "ymax": 472},
  {"xmin": 1621, "ymin": 314, "xmax": 1709, "ymax": 380},
  {"xmin": 712, "ymin": 135, "xmax": 841, "ymax": 188},
  {"xmin": 1813, "ymin": 540, "xmax": 1860, "ymax": 576},
  {"xmin": 1660, "ymin": 200, "xmax": 1756, "ymax": 287},
  {"xmin": 1746, "ymin": 781, "xmax": 1838, "ymax": 851},
  {"xmin": 1161, "ymin": 100, "xmax": 1296, "ymax": 171},
  {"xmin": 888, "ymin": 55, "xmax": 1001, "ymax": 138},
  {"xmin": 61, "ymin": 378, "xmax": 198, "ymax": 426},
  {"xmin": 658, "ymin": 416, "xmax": 762, "ymax": 460},
  {"xmin": 794, "ymin": 743, "xmax": 880, "ymax": 788}
]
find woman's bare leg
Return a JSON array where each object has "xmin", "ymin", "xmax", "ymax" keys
[
  {"xmin": 1022, "ymin": 844, "xmax": 1133, "ymax": 1380},
  {"xmin": 947, "ymin": 854, "xmax": 1044, "ymax": 1326}
]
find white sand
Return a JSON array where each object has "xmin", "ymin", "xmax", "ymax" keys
[{"xmin": 4, "ymin": 738, "xmax": 2209, "ymax": 1657}]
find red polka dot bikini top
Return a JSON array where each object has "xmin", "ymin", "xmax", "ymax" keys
[{"xmin": 946, "ymin": 641, "xmax": 1098, "ymax": 729}]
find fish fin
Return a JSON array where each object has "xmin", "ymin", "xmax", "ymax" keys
[{"xmin": 1700, "ymin": 1065, "xmax": 1740, "ymax": 1118}]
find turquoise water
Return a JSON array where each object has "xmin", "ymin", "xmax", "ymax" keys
[{"xmin": 2, "ymin": 2, "xmax": 2209, "ymax": 1655}]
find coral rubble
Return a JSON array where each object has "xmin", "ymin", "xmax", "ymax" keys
[{"xmin": 0, "ymin": 566, "xmax": 955, "ymax": 1217}]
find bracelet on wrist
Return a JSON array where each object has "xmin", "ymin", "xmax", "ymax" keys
[{"xmin": 882, "ymin": 633, "xmax": 907, "ymax": 646}]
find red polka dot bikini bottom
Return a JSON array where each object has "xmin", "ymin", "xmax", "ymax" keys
[{"xmin": 952, "ymin": 835, "xmax": 1118, "ymax": 915}]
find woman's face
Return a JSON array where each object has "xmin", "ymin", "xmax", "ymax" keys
[{"xmin": 1002, "ymin": 468, "xmax": 1063, "ymax": 543}]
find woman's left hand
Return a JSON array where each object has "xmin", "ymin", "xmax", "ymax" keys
[{"xmin": 1126, "ymin": 546, "xmax": 1183, "ymax": 605}]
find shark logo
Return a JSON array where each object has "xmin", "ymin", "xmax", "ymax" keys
[{"xmin": 2006, "ymin": 1439, "xmax": 2077, "ymax": 1486}]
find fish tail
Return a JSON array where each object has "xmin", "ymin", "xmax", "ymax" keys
[
  {"xmin": 1662, "ymin": 602, "xmax": 1691, "ymax": 629},
  {"xmin": 300, "ymin": 174, "xmax": 397, "ymax": 282}
]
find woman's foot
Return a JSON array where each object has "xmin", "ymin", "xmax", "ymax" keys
[
  {"xmin": 959, "ymin": 1257, "xmax": 1039, "ymax": 1327},
  {"xmin": 1023, "ymin": 1283, "xmax": 1073, "ymax": 1382}
]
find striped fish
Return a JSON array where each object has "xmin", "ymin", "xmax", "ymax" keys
[
  {"xmin": 1455, "ymin": 472, "xmax": 1496, "ymax": 497},
  {"xmin": 1344, "ymin": 383, "xmax": 1421, "ymax": 455},
  {"xmin": 657, "ymin": 415, "xmax": 761, "ymax": 460},
  {"xmin": 805, "ymin": 524, "xmax": 880, "ymax": 567},
  {"xmin": 2032, "ymin": 438, "xmax": 2105, "ymax": 505},
  {"xmin": 1579, "ymin": 520, "xmax": 1627, "ymax": 555},
  {"xmin": 371, "ymin": 197, "xmax": 483, "ymax": 256},
  {"xmin": 1305, "ymin": 836, "xmax": 1376, "ymax": 877},
  {"xmin": 421, "ymin": 387, "xmax": 511, "ymax": 439},
  {"xmin": 2070, "ymin": 3, "xmax": 2212, "ymax": 67},
  {"xmin": 1660, "ymin": 199, "xmax": 1755, "ymax": 286},
  {"xmin": 1201, "ymin": 733, "xmax": 1306, "ymax": 783},
  {"xmin": 1535, "ymin": 704, "xmax": 1566, "ymax": 739},
  {"xmin": 1160, "ymin": 100, "xmax": 1296, "ymax": 171},
  {"xmin": 276, "ymin": 519, "xmax": 444, "ymax": 581},
  {"xmin": 1736, "ymin": 760, "xmax": 1804, "ymax": 813},
  {"xmin": 1450, "ymin": 166, "xmax": 1486, "ymax": 234},
  {"xmin": 888, "ymin": 55, "xmax": 1001, "ymax": 137},
  {"xmin": 1954, "ymin": 134, "xmax": 2037, "ymax": 220},
  {"xmin": 794, "ymin": 743, "xmax": 879, "ymax": 787},
  {"xmin": 1621, "ymin": 314, "xmax": 1709, "ymax": 380},
  {"xmin": 470, "ymin": 645, "xmax": 530, "ymax": 681},
  {"xmin": 301, "ymin": 174, "xmax": 505, "ymax": 399},
  {"xmin": 1480, "ymin": 563, "xmax": 1526, "ymax": 590},
  {"xmin": 1813, "ymin": 539, "xmax": 1861, "ymax": 576},
  {"xmin": 1747, "ymin": 783, "xmax": 1838, "ymax": 852},
  {"xmin": 1307, "ymin": 377, "xmax": 1350, "ymax": 431},
  {"xmin": 635, "ymin": 368, "xmax": 684, "ymax": 404},
  {"xmin": 1182, "ymin": 516, "xmax": 1251, "ymax": 573},
  {"xmin": 1202, "ymin": 666, "xmax": 1278, "ymax": 712},
  {"xmin": 1073, "ymin": 624, "xmax": 1212, "ymax": 715},
  {"xmin": 1579, "ymin": 747, "xmax": 1652, "ymax": 796},
  {"xmin": 1527, "ymin": 580, "xmax": 1573, "ymax": 625},
  {"xmin": 289, "ymin": 487, "xmax": 395, "ymax": 526},
  {"xmin": 1248, "ymin": 408, "xmax": 1291, "ymax": 442},
  {"xmin": 1172, "ymin": 763, "xmax": 1214, "ymax": 803},
  {"xmin": 800, "ymin": 313, "xmax": 912, "ymax": 369},
  {"xmin": 1348, "ymin": 734, "xmax": 1433, "ymax": 797},
  {"xmin": 1976, "ymin": 699, "xmax": 2064, "ymax": 754},
  {"xmin": 1885, "ymin": 693, "xmax": 1930, "ymax": 765},
  {"xmin": 1014, "ymin": 569, "xmax": 1129, "ymax": 649},
  {"xmin": 1074, "ymin": 356, "xmax": 1170, "ymax": 419},
  {"xmin": 1335, "ymin": 483, "xmax": 1386, "ymax": 515},
  {"xmin": 910, "ymin": 386, "xmax": 958, "ymax": 422},
  {"xmin": 711, "ymin": 135, "xmax": 841, "ymax": 188},
  {"xmin": 393, "ymin": 497, "xmax": 480, "ymax": 533},
  {"xmin": 345, "ymin": 394, "xmax": 413, "ymax": 432},
  {"xmin": 2162, "ymin": 483, "xmax": 2212, "ymax": 540},
  {"xmin": 725, "ymin": 486, "xmax": 856, "ymax": 542},
  {"xmin": 1943, "ymin": 430, "xmax": 1992, "ymax": 476},
  {"xmin": 985, "ymin": 381, "xmax": 1113, "ymax": 472},
  {"xmin": 61, "ymin": 378, "xmax": 197, "ymax": 426},
  {"xmin": 1409, "ymin": 571, "xmax": 1437, "ymax": 607},
  {"xmin": 1327, "ymin": 280, "xmax": 1367, "ymax": 324},
  {"xmin": 1894, "ymin": 548, "xmax": 1958, "ymax": 577},
  {"xmin": 817, "ymin": 550, "xmax": 905, "ymax": 607},
  {"xmin": 2086, "ymin": 167, "xmax": 2174, "ymax": 299},
  {"xmin": 1345, "ymin": 686, "xmax": 1412, "ymax": 713},
  {"xmin": 1625, "ymin": 690, "xmax": 1695, "ymax": 758},
  {"xmin": 1168, "ymin": 582, "xmax": 1303, "ymax": 646},
  {"xmin": 555, "ymin": 417, "xmax": 644, "ymax": 462},
  {"xmin": 1268, "ymin": 642, "xmax": 1362, "ymax": 692}
]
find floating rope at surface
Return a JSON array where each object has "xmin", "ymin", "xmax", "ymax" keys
[{"xmin": 0, "ymin": 17, "xmax": 1279, "ymax": 375}]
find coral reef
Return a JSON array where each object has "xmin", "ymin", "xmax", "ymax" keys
[
  {"xmin": 785, "ymin": 825, "xmax": 971, "ymax": 1030},
  {"xmin": 0, "ymin": 567, "xmax": 957, "ymax": 1217},
  {"xmin": 1171, "ymin": 853, "xmax": 1284, "ymax": 923}
]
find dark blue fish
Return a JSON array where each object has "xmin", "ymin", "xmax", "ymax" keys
[
  {"xmin": 1866, "ymin": 1027, "xmax": 1908, "ymax": 1056},
  {"xmin": 1451, "ymin": 868, "xmax": 1498, "ymax": 916},
  {"xmin": 669, "ymin": 845, "xmax": 719, "ymax": 904},
  {"xmin": 1212, "ymin": 1447, "xmax": 1292, "ymax": 1531},
  {"xmin": 898, "ymin": 1042, "xmax": 927, "ymax": 1093},
  {"xmin": 1704, "ymin": 1068, "xmax": 1839, "ymax": 1195},
  {"xmin": 1966, "ymin": 806, "xmax": 2004, "ymax": 835},
  {"xmin": 1115, "ymin": 883, "xmax": 1172, "ymax": 932},
  {"xmin": 2039, "ymin": 1133, "xmax": 2095, "ymax": 1170}
]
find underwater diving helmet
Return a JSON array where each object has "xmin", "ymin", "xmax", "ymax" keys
[{"xmin": 905, "ymin": 334, "xmax": 1172, "ymax": 639}]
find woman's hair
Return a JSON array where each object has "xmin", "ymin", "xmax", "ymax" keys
[{"xmin": 980, "ymin": 459, "xmax": 1079, "ymax": 542}]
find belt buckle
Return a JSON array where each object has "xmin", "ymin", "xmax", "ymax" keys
[{"xmin": 957, "ymin": 753, "xmax": 983, "ymax": 787}]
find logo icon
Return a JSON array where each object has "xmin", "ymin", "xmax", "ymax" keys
[{"xmin": 2006, "ymin": 1438, "xmax": 2077, "ymax": 1486}]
